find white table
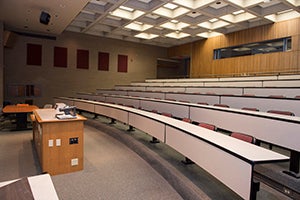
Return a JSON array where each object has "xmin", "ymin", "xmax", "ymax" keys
[{"xmin": 0, "ymin": 174, "xmax": 59, "ymax": 200}]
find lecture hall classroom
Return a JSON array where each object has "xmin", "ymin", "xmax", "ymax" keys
[{"xmin": 0, "ymin": 0, "xmax": 300, "ymax": 200}]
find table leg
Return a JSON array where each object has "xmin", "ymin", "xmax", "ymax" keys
[{"xmin": 15, "ymin": 113, "xmax": 28, "ymax": 130}]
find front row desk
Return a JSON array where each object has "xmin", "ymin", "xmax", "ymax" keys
[
  {"xmin": 54, "ymin": 97, "xmax": 290, "ymax": 200},
  {"xmin": 32, "ymin": 108, "xmax": 86, "ymax": 175}
]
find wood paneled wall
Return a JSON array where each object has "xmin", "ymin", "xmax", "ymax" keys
[{"xmin": 168, "ymin": 18, "xmax": 300, "ymax": 78}]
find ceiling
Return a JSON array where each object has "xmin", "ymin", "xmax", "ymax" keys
[{"xmin": 1, "ymin": 0, "xmax": 300, "ymax": 47}]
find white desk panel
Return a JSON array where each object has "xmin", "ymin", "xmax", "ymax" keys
[
  {"xmin": 140, "ymin": 99, "xmax": 189, "ymax": 119},
  {"xmin": 128, "ymin": 91, "xmax": 165, "ymax": 99},
  {"xmin": 263, "ymin": 80, "xmax": 300, "ymax": 87},
  {"xmin": 278, "ymin": 74, "xmax": 300, "ymax": 80},
  {"xmin": 94, "ymin": 104, "xmax": 128, "ymax": 124},
  {"xmin": 166, "ymin": 125, "xmax": 252, "ymax": 200},
  {"xmin": 185, "ymin": 87, "xmax": 243, "ymax": 95},
  {"xmin": 205, "ymin": 81, "xmax": 263, "ymax": 87},
  {"xmin": 243, "ymin": 88, "xmax": 300, "ymax": 98},
  {"xmin": 219, "ymin": 76, "xmax": 278, "ymax": 82},
  {"xmin": 190, "ymin": 106, "xmax": 300, "ymax": 152},
  {"xmin": 54, "ymin": 97, "xmax": 74, "ymax": 106},
  {"xmin": 221, "ymin": 96, "xmax": 300, "ymax": 116},
  {"xmin": 76, "ymin": 92, "xmax": 94, "ymax": 100},
  {"xmin": 96, "ymin": 89, "xmax": 129, "ymax": 96},
  {"xmin": 105, "ymin": 96, "xmax": 140, "ymax": 108},
  {"xmin": 165, "ymin": 93, "xmax": 220, "ymax": 105},
  {"xmin": 81, "ymin": 94, "xmax": 106, "ymax": 102},
  {"xmin": 129, "ymin": 112, "xmax": 165, "ymax": 142},
  {"xmin": 115, "ymin": 85, "xmax": 146, "ymax": 91},
  {"xmin": 163, "ymin": 82, "xmax": 204, "ymax": 87},
  {"xmin": 74, "ymin": 100, "xmax": 95, "ymax": 113},
  {"xmin": 146, "ymin": 86, "xmax": 185, "ymax": 93}
]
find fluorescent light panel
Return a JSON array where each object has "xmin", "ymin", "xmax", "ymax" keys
[
  {"xmin": 197, "ymin": 31, "xmax": 222, "ymax": 38},
  {"xmin": 153, "ymin": 6, "xmax": 189, "ymax": 18},
  {"xmin": 160, "ymin": 21, "xmax": 190, "ymax": 30},
  {"xmin": 227, "ymin": 0, "xmax": 265, "ymax": 7},
  {"xmin": 265, "ymin": 10, "xmax": 300, "ymax": 22},
  {"xmin": 198, "ymin": 20, "xmax": 229, "ymax": 29},
  {"xmin": 220, "ymin": 12, "xmax": 256, "ymax": 23},
  {"xmin": 120, "ymin": 6, "xmax": 134, "ymax": 12},
  {"xmin": 165, "ymin": 32, "xmax": 190, "ymax": 39},
  {"xmin": 173, "ymin": 0, "xmax": 215, "ymax": 9},
  {"xmin": 125, "ymin": 22, "xmax": 153, "ymax": 31},
  {"xmin": 135, "ymin": 33, "xmax": 159, "ymax": 39},
  {"xmin": 164, "ymin": 3, "xmax": 178, "ymax": 10},
  {"xmin": 110, "ymin": 8, "xmax": 144, "ymax": 20}
]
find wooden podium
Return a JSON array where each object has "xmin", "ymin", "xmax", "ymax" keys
[{"xmin": 32, "ymin": 109, "xmax": 86, "ymax": 175}]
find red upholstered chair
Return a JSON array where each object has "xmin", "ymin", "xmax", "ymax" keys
[
  {"xmin": 197, "ymin": 102, "xmax": 209, "ymax": 105},
  {"xmin": 242, "ymin": 107, "xmax": 259, "ymax": 112},
  {"xmin": 182, "ymin": 118, "xmax": 192, "ymax": 123},
  {"xmin": 230, "ymin": 132, "xmax": 256, "ymax": 144},
  {"xmin": 198, "ymin": 122, "xmax": 216, "ymax": 131},
  {"xmin": 268, "ymin": 95, "xmax": 285, "ymax": 98},
  {"xmin": 179, "ymin": 100, "xmax": 190, "ymax": 103},
  {"xmin": 213, "ymin": 103, "xmax": 229, "ymax": 108},
  {"xmin": 267, "ymin": 110, "xmax": 295, "ymax": 116},
  {"xmin": 161, "ymin": 112, "xmax": 173, "ymax": 117},
  {"xmin": 165, "ymin": 98, "xmax": 176, "ymax": 101}
]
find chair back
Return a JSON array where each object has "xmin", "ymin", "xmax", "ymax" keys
[
  {"xmin": 267, "ymin": 110, "xmax": 295, "ymax": 116},
  {"xmin": 231, "ymin": 132, "xmax": 256, "ymax": 144},
  {"xmin": 199, "ymin": 123, "xmax": 216, "ymax": 131}
]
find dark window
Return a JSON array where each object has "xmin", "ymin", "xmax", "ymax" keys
[{"xmin": 214, "ymin": 37, "xmax": 292, "ymax": 60}]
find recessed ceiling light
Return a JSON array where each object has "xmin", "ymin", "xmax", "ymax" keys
[
  {"xmin": 119, "ymin": 6, "xmax": 134, "ymax": 12},
  {"xmin": 277, "ymin": 9, "xmax": 293, "ymax": 15},
  {"xmin": 233, "ymin": 10, "xmax": 245, "ymax": 15},
  {"xmin": 209, "ymin": 18, "xmax": 218, "ymax": 23},
  {"xmin": 164, "ymin": 3, "xmax": 178, "ymax": 10}
]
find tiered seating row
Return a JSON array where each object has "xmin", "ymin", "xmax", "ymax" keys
[
  {"xmin": 132, "ymin": 74, "xmax": 300, "ymax": 87},
  {"xmin": 92, "ymin": 90, "xmax": 300, "ymax": 116},
  {"xmin": 112, "ymin": 86, "xmax": 300, "ymax": 98},
  {"xmin": 73, "ymin": 93, "xmax": 299, "ymax": 176},
  {"xmin": 54, "ymin": 96, "xmax": 289, "ymax": 200}
]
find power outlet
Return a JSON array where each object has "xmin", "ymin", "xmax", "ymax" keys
[
  {"xmin": 48, "ymin": 139, "xmax": 53, "ymax": 147},
  {"xmin": 56, "ymin": 139, "xmax": 61, "ymax": 146},
  {"xmin": 71, "ymin": 158, "xmax": 78, "ymax": 166}
]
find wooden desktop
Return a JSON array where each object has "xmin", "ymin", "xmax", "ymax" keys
[
  {"xmin": 32, "ymin": 108, "xmax": 86, "ymax": 175},
  {"xmin": 2, "ymin": 104, "xmax": 38, "ymax": 130}
]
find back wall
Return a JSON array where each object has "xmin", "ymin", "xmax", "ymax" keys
[{"xmin": 4, "ymin": 31, "xmax": 167, "ymax": 107}]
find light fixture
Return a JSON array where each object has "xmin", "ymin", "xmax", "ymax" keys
[
  {"xmin": 163, "ymin": 3, "xmax": 178, "ymax": 10},
  {"xmin": 119, "ymin": 6, "xmax": 134, "ymax": 12}
]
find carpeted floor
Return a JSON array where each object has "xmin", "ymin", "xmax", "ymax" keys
[{"xmin": 0, "ymin": 114, "xmax": 296, "ymax": 200}]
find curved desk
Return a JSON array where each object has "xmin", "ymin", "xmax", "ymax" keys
[
  {"xmin": 57, "ymin": 95, "xmax": 300, "ymax": 177},
  {"xmin": 54, "ymin": 97, "xmax": 288, "ymax": 200}
]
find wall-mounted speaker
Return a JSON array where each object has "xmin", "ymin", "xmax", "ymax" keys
[{"xmin": 40, "ymin": 11, "xmax": 51, "ymax": 25}]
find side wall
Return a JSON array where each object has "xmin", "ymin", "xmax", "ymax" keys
[
  {"xmin": 168, "ymin": 18, "xmax": 300, "ymax": 78},
  {"xmin": 0, "ymin": 22, "xmax": 3, "ymax": 107},
  {"xmin": 4, "ymin": 31, "xmax": 166, "ymax": 106}
]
